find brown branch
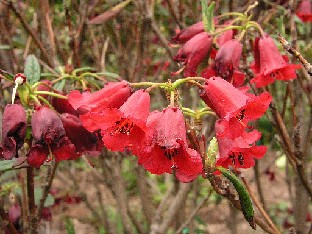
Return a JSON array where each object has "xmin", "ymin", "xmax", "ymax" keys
[
  {"xmin": 27, "ymin": 167, "xmax": 38, "ymax": 234},
  {"xmin": 277, "ymin": 33, "xmax": 312, "ymax": 76},
  {"xmin": 6, "ymin": 1, "xmax": 54, "ymax": 68}
]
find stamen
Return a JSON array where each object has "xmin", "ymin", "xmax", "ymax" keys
[
  {"xmin": 110, "ymin": 118, "xmax": 134, "ymax": 136},
  {"xmin": 163, "ymin": 148, "xmax": 179, "ymax": 160}
]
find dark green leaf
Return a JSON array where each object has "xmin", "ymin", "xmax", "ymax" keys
[{"xmin": 218, "ymin": 167, "xmax": 255, "ymax": 229}]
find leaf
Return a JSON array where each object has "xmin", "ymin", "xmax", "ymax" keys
[
  {"xmin": 201, "ymin": 0, "xmax": 215, "ymax": 33},
  {"xmin": 0, "ymin": 159, "xmax": 15, "ymax": 172},
  {"xmin": 0, "ymin": 44, "xmax": 11, "ymax": 50},
  {"xmin": 65, "ymin": 217, "xmax": 76, "ymax": 234},
  {"xmin": 24, "ymin": 54, "xmax": 41, "ymax": 85},
  {"xmin": 88, "ymin": 0, "xmax": 132, "ymax": 24},
  {"xmin": 218, "ymin": 167, "xmax": 256, "ymax": 229}
]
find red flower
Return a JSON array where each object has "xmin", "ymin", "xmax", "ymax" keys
[
  {"xmin": 68, "ymin": 81, "xmax": 131, "ymax": 114},
  {"xmin": 201, "ymin": 39, "xmax": 244, "ymax": 87},
  {"xmin": 216, "ymin": 29, "xmax": 235, "ymax": 46},
  {"xmin": 137, "ymin": 108, "xmax": 202, "ymax": 180},
  {"xmin": 81, "ymin": 90, "xmax": 150, "ymax": 152},
  {"xmin": 60, "ymin": 113, "xmax": 102, "ymax": 156},
  {"xmin": 172, "ymin": 22, "xmax": 205, "ymax": 44},
  {"xmin": 1, "ymin": 104, "xmax": 27, "ymax": 160},
  {"xmin": 216, "ymin": 121, "xmax": 267, "ymax": 169},
  {"xmin": 250, "ymin": 35, "xmax": 301, "ymax": 87},
  {"xmin": 27, "ymin": 107, "xmax": 77, "ymax": 168},
  {"xmin": 200, "ymin": 77, "xmax": 272, "ymax": 136},
  {"xmin": 296, "ymin": 0, "xmax": 312, "ymax": 22},
  {"xmin": 174, "ymin": 32, "xmax": 212, "ymax": 77}
]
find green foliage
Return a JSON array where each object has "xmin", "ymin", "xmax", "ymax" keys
[
  {"xmin": 24, "ymin": 54, "xmax": 41, "ymax": 85},
  {"xmin": 65, "ymin": 217, "xmax": 76, "ymax": 234}
]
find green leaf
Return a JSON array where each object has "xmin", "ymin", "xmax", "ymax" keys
[
  {"xmin": 218, "ymin": 167, "xmax": 255, "ymax": 229},
  {"xmin": 65, "ymin": 217, "xmax": 76, "ymax": 234},
  {"xmin": 0, "ymin": 159, "xmax": 15, "ymax": 172},
  {"xmin": 24, "ymin": 54, "xmax": 41, "ymax": 85},
  {"xmin": 34, "ymin": 188, "xmax": 55, "ymax": 207},
  {"xmin": 201, "ymin": 0, "xmax": 215, "ymax": 33},
  {"xmin": 0, "ymin": 44, "xmax": 11, "ymax": 50}
]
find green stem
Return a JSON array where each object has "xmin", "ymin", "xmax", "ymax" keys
[
  {"xmin": 213, "ymin": 26, "xmax": 244, "ymax": 37},
  {"xmin": 246, "ymin": 21, "xmax": 265, "ymax": 36},
  {"xmin": 34, "ymin": 91, "xmax": 67, "ymax": 99}
]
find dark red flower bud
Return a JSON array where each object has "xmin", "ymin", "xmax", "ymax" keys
[
  {"xmin": 68, "ymin": 81, "xmax": 131, "ymax": 114},
  {"xmin": 172, "ymin": 22, "xmax": 205, "ymax": 44},
  {"xmin": 52, "ymin": 97, "xmax": 79, "ymax": 116},
  {"xmin": 27, "ymin": 106, "xmax": 77, "ymax": 168},
  {"xmin": 60, "ymin": 113, "xmax": 102, "ymax": 155},
  {"xmin": 1, "ymin": 104, "xmax": 27, "ymax": 159},
  {"xmin": 174, "ymin": 32, "xmax": 212, "ymax": 77},
  {"xmin": 296, "ymin": 0, "xmax": 312, "ymax": 22}
]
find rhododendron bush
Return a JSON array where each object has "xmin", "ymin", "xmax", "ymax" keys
[{"xmin": 0, "ymin": 0, "xmax": 311, "ymax": 233}]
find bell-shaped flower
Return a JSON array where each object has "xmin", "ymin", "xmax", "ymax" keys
[
  {"xmin": 200, "ymin": 77, "xmax": 272, "ymax": 136},
  {"xmin": 1, "ymin": 104, "xmax": 27, "ymax": 160},
  {"xmin": 216, "ymin": 124, "xmax": 267, "ymax": 169},
  {"xmin": 250, "ymin": 35, "xmax": 301, "ymax": 87},
  {"xmin": 201, "ymin": 39, "xmax": 244, "ymax": 87},
  {"xmin": 296, "ymin": 0, "xmax": 312, "ymax": 22},
  {"xmin": 174, "ymin": 32, "xmax": 212, "ymax": 77},
  {"xmin": 52, "ymin": 96, "xmax": 79, "ymax": 116},
  {"xmin": 60, "ymin": 113, "xmax": 102, "ymax": 156},
  {"xmin": 172, "ymin": 22, "xmax": 205, "ymax": 44},
  {"xmin": 80, "ymin": 90, "xmax": 150, "ymax": 153},
  {"xmin": 68, "ymin": 81, "xmax": 131, "ymax": 114},
  {"xmin": 136, "ymin": 108, "xmax": 202, "ymax": 180},
  {"xmin": 27, "ymin": 107, "xmax": 77, "ymax": 168}
]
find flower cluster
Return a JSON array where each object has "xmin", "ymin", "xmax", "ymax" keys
[
  {"xmin": 200, "ymin": 77, "xmax": 271, "ymax": 169},
  {"xmin": 70, "ymin": 86, "xmax": 203, "ymax": 182}
]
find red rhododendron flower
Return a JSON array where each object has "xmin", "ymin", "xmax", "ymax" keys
[
  {"xmin": 81, "ymin": 90, "xmax": 150, "ymax": 152},
  {"xmin": 201, "ymin": 39, "xmax": 244, "ymax": 87},
  {"xmin": 174, "ymin": 32, "xmax": 212, "ymax": 77},
  {"xmin": 137, "ymin": 108, "xmax": 202, "ymax": 180},
  {"xmin": 1, "ymin": 104, "xmax": 27, "ymax": 160},
  {"xmin": 172, "ymin": 22, "xmax": 205, "ymax": 44},
  {"xmin": 250, "ymin": 35, "xmax": 301, "ymax": 87},
  {"xmin": 27, "ymin": 107, "xmax": 77, "ymax": 168},
  {"xmin": 60, "ymin": 113, "xmax": 102, "ymax": 156},
  {"xmin": 68, "ymin": 81, "xmax": 131, "ymax": 114},
  {"xmin": 296, "ymin": 0, "xmax": 312, "ymax": 22},
  {"xmin": 215, "ymin": 121, "xmax": 267, "ymax": 169},
  {"xmin": 200, "ymin": 77, "xmax": 272, "ymax": 136}
]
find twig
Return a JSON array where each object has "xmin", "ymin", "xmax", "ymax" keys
[
  {"xmin": 36, "ymin": 162, "xmax": 58, "ymax": 221},
  {"xmin": 6, "ymin": 1, "xmax": 54, "ymax": 68},
  {"xmin": 241, "ymin": 177, "xmax": 281, "ymax": 234},
  {"xmin": 175, "ymin": 190, "xmax": 211, "ymax": 234},
  {"xmin": 277, "ymin": 33, "xmax": 312, "ymax": 76},
  {"xmin": 27, "ymin": 167, "xmax": 38, "ymax": 234}
]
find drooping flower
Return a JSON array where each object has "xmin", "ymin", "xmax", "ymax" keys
[
  {"xmin": 27, "ymin": 107, "xmax": 77, "ymax": 168},
  {"xmin": 174, "ymin": 32, "xmax": 212, "ymax": 77},
  {"xmin": 80, "ymin": 90, "xmax": 150, "ymax": 153},
  {"xmin": 200, "ymin": 77, "xmax": 272, "ymax": 136},
  {"xmin": 215, "ymin": 119, "xmax": 267, "ymax": 169},
  {"xmin": 68, "ymin": 81, "xmax": 131, "ymax": 114},
  {"xmin": 216, "ymin": 29, "xmax": 235, "ymax": 46},
  {"xmin": 172, "ymin": 22, "xmax": 205, "ymax": 44},
  {"xmin": 1, "ymin": 104, "xmax": 27, "ymax": 160},
  {"xmin": 250, "ymin": 35, "xmax": 301, "ymax": 87},
  {"xmin": 296, "ymin": 0, "xmax": 312, "ymax": 22},
  {"xmin": 136, "ymin": 108, "xmax": 203, "ymax": 180},
  {"xmin": 201, "ymin": 39, "xmax": 244, "ymax": 87},
  {"xmin": 60, "ymin": 113, "xmax": 102, "ymax": 156}
]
